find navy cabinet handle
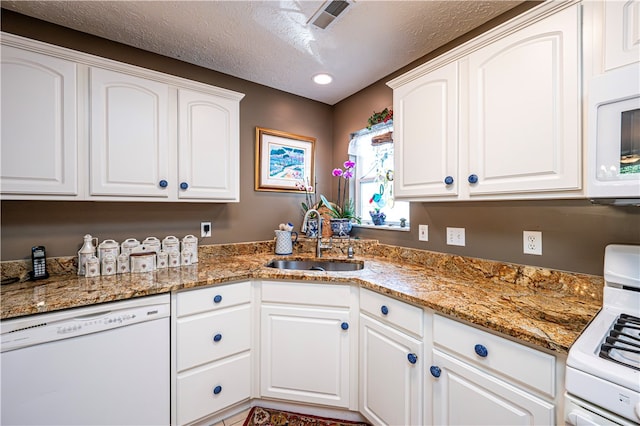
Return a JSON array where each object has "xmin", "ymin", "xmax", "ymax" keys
[
  {"xmin": 180, "ymin": 182, "xmax": 189, "ymax": 190},
  {"xmin": 213, "ymin": 333, "xmax": 222, "ymax": 342},
  {"xmin": 213, "ymin": 385, "xmax": 222, "ymax": 395},
  {"xmin": 159, "ymin": 179, "xmax": 168, "ymax": 188},
  {"xmin": 474, "ymin": 344, "xmax": 488, "ymax": 357},
  {"xmin": 430, "ymin": 365, "xmax": 441, "ymax": 378},
  {"xmin": 213, "ymin": 295, "xmax": 222, "ymax": 303},
  {"xmin": 381, "ymin": 305, "xmax": 389, "ymax": 315},
  {"xmin": 468, "ymin": 174, "xmax": 479, "ymax": 184},
  {"xmin": 341, "ymin": 322, "xmax": 349, "ymax": 330},
  {"xmin": 407, "ymin": 353, "xmax": 417, "ymax": 364},
  {"xmin": 444, "ymin": 176, "xmax": 454, "ymax": 185}
]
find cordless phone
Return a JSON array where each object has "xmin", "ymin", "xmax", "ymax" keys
[{"xmin": 30, "ymin": 246, "xmax": 49, "ymax": 280}]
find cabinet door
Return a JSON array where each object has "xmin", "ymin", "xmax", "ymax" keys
[
  {"xmin": 1, "ymin": 46, "xmax": 78, "ymax": 196},
  {"xmin": 467, "ymin": 5, "xmax": 580, "ymax": 196},
  {"xmin": 393, "ymin": 61, "xmax": 458, "ymax": 198},
  {"xmin": 360, "ymin": 314, "xmax": 423, "ymax": 426},
  {"xmin": 90, "ymin": 67, "xmax": 170, "ymax": 197},
  {"xmin": 604, "ymin": 0, "xmax": 640, "ymax": 71},
  {"xmin": 177, "ymin": 89, "xmax": 239, "ymax": 201},
  {"xmin": 431, "ymin": 349, "xmax": 554, "ymax": 426},
  {"xmin": 260, "ymin": 305, "xmax": 352, "ymax": 407}
]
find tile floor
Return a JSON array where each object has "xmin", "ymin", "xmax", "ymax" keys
[{"xmin": 213, "ymin": 408, "xmax": 251, "ymax": 426}]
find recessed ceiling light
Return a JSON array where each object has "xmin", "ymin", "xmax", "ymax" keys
[{"xmin": 313, "ymin": 73, "xmax": 333, "ymax": 85}]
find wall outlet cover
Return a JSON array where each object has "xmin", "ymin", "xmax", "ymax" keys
[
  {"xmin": 201, "ymin": 222, "xmax": 212, "ymax": 238},
  {"xmin": 446, "ymin": 227, "xmax": 465, "ymax": 246},
  {"xmin": 419, "ymin": 224, "xmax": 429, "ymax": 241},
  {"xmin": 523, "ymin": 230, "xmax": 542, "ymax": 255}
]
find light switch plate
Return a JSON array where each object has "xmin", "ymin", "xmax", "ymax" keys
[{"xmin": 418, "ymin": 225, "xmax": 428, "ymax": 241}]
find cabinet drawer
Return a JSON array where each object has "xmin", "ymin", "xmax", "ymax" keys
[
  {"xmin": 360, "ymin": 288, "xmax": 423, "ymax": 337},
  {"xmin": 176, "ymin": 281, "xmax": 251, "ymax": 317},
  {"xmin": 176, "ymin": 352, "xmax": 250, "ymax": 426},
  {"xmin": 176, "ymin": 304, "xmax": 251, "ymax": 372},
  {"xmin": 433, "ymin": 314, "xmax": 556, "ymax": 397},
  {"xmin": 261, "ymin": 281, "xmax": 351, "ymax": 307}
]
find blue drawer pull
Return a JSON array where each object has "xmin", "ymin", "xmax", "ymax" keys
[
  {"xmin": 213, "ymin": 333, "xmax": 222, "ymax": 342},
  {"xmin": 213, "ymin": 295, "xmax": 222, "ymax": 303},
  {"xmin": 407, "ymin": 353, "xmax": 417, "ymax": 364},
  {"xmin": 213, "ymin": 385, "xmax": 222, "ymax": 395},
  {"xmin": 474, "ymin": 344, "xmax": 488, "ymax": 357},
  {"xmin": 341, "ymin": 322, "xmax": 349, "ymax": 330},
  {"xmin": 180, "ymin": 182, "xmax": 189, "ymax": 190},
  {"xmin": 159, "ymin": 179, "xmax": 168, "ymax": 188},
  {"xmin": 381, "ymin": 305, "xmax": 389, "ymax": 315},
  {"xmin": 468, "ymin": 174, "xmax": 479, "ymax": 184},
  {"xmin": 430, "ymin": 365, "xmax": 441, "ymax": 378},
  {"xmin": 444, "ymin": 176, "xmax": 454, "ymax": 185}
]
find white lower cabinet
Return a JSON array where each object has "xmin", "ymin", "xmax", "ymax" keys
[
  {"xmin": 259, "ymin": 281, "xmax": 357, "ymax": 408},
  {"xmin": 359, "ymin": 289, "xmax": 424, "ymax": 426},
  {"xmin": 429, "ymin": 314, "xmax": 559, "ymax": 426},
  {"xmin": 172, "ymin": 281, "xmax": 252, "ymax": 425}
]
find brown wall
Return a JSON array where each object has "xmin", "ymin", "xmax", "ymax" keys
[
  {"xmin": 0, "ymin": 10, "xmax": 334, "ymax": 261},
  {"xmin": 333, "ymin": 3, "xmax": 640, "ymax": 275},
  {"xmin": 2, "ymin": 7, "xmax": 640, "ymax": 275}
]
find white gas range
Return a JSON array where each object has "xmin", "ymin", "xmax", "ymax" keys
[{"xmin": 566, "ymin": 244, "xmax": 640, "ymax": 425}]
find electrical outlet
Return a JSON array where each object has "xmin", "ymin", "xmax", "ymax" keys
[
  {"xmin": 201, "ymin": 222, "xmax": 212, "ymax": 238},
  {"xmin": 446, "ymin": 227, "xmax": 465, "ymax": 246},
  {"xmin": 418, "ymin": 224, "xmax": 429, "ymax": 241},
  {"xmin": 523, "ymin": 231, "xmax": 542, "ymax": 255}
]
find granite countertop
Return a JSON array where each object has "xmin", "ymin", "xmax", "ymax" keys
[{"xmin": 0, "ymin": 240, "xmax": 603, "ymax": 354}]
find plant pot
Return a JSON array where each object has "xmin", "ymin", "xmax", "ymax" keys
[
  {"xmin": 330, "ymin": 218, "xmax": 352, "ymax": 237},
  {"xmin": 305, "ymin": 218, "xmax": 319, "ymax": 238},
  {"xmin": 370, "ymin": 211, "xmax": 386, "ymax": 226}
]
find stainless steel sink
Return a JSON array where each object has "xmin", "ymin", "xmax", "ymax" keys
[{"xmin": 266, "ymin": 259, "xmax": 364, "ymax": 272}]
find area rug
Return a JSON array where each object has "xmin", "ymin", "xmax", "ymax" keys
[{"xmin": 243, "ymin": 406, "xmax": 370, "ymax": 426}]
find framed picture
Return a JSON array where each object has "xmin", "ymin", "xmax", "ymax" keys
[{"xmin": 255, "ymin": 127, "xmax": 316, "ymax": 192}]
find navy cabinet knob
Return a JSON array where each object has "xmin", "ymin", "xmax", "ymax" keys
[
  {"xmin": 430, "ymin": 366, "xmax": 441, "ymax": 378},
  {"xmin": 468, "ymin": 174, "xmax": 479, "ymax": 184},
  {"xmin": 474, "ymin": 344, "xmax": 488, "ymax": 357},
  {"xmin": 180, "ymin": 182, "xmax": 189, "ymax": 190},
  {"xmin": 159, "ymin": 179, "xmax": 168, "ymax": 188},
  {"xmin": 381, "ymin": 305, "xmax": 389, "ymax": 315},
  {"xmin": 213, "ymin": 295, "xmax": 222, "ymax": 303},
  {"xmin": 407, "ymin": 353, "xmax": 418, "ymax": 364},
  {"xmin": 213, "ymin": 385, "xmax": 222, "ymax": 395},
  {"xmin": 213, "ymin": 333, "xmax": 222, "ymax": 342},
  {"xmin": 341, "ymin": 322, "xmax": 349, "ymax": 330},
  {"xmin": 444, "ymin": 176, "xmax": 454, "ymax": 185}
]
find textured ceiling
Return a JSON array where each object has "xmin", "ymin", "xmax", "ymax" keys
[{"xmin": 2, "ymin": 1, "xmax": 523, "ymax": 105}]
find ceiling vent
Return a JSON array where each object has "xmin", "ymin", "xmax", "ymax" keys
[{"xmin": 309, "ymin": 1, "xmax": 351, "ymax": 29}]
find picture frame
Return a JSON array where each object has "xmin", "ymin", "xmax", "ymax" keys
[{"xmin": 255, "ymin": 127, "xmax": 316, "ymax": 193}]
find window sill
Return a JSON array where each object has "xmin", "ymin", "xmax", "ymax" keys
[{"xmin": 354, "ymin": 223, "xmax": 410, "ymax": 232}]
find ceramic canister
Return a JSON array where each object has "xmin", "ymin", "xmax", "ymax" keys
[
  {"xmin": 121, "ymin": 238, "xmax": 140, "ymax": 256},
  {"xmin": 98, "ymin": 239, "xmax": 119, "ymax": 262},
  {"xmin": 168, "ymin": 251, "xmax": 180, "ymax": 268},
  {"xmin": 181, "ymin": 235, "xmax": 198, "ymax": 263},
  {"xmin": 181, "ymin": 248, "xmax": 193, "ymax": 266},
  {"xmin": 142, "ymin": 237, "xmax": 161, "ymax": 254},
  {"xmin": 84, "ymin": 255, "xmax": 100, "ymax": 278},
  {"xmin": 157, "ymin": 251, "xmax": 168, "ymax": 269},
  {"xmin": 117, "ymin": 253, "xmax": 130, "ymax": 274},
  {"xmin": 130, "ymin": 252, "xmax": 156, "ymax": 273},
  {"xmin": 101, "ymin": 254, "xmax": 117, "ymax": 276},
  {"xmin": 162, "ymin": 236, "xmax": 180, "ymax": 254}
]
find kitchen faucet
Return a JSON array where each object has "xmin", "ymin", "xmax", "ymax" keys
[{"xmin": 302, "ymin": 209, "xmax": 331, "ymax": 257}]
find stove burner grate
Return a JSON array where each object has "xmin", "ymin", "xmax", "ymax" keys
[{"xmin": 599, "ymin": 313, "xmax": 640, "ymax": 371}]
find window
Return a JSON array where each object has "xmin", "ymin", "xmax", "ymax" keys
[{"xmin": 349, "ymin": 122, "xmax": 409, "ymax": 229}]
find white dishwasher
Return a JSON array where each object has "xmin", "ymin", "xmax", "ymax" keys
[{"xmin": 1, "ymin": 293, "xmax": 170, "ymax": 425}]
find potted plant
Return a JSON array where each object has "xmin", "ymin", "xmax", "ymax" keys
[
  {"xmin": 320, "ymin": 160, "xmax": 361, "ymax": 237},
  {"xmin": 369, "ymin": 208, "xmax": 386, "ymax": 226}
]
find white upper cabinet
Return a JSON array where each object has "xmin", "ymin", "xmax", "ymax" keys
[
  {"xmin": 1, "ymin": 45, "xmax": 78, "ymax": 196},
  {"xmin": 0, "ymin": 33, "xmax": 244, "ymax": 202},
  {"xmin": 466, "ymin": 5, "xmax": 580, "ymax": 196},
  {"xmin": 393, "ymin": 61, "xmax": 458, "ymax": 198},
  {"xmin": 90, "ymin": 67, "xmax": 171, "ymax": 198},
  {"xmin": 603, "ymin": 0, "xmax": 640, "ymax": 71},
  {"xmin": 177, "ymin": 89, "xmax": 239, "ymax": 201},
  {"xmin": 388, "ymin": 2, "xmax": 582, "ymax": 201}
]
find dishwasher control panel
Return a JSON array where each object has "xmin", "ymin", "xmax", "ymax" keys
[{"xmin": 1, "ymin": 295, "xmax": 169, "ymax": 352}]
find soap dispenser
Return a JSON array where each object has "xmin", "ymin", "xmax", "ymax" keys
[{"xmin": 78, "ymin": 234, "xmax": 97, "ymax": 276}]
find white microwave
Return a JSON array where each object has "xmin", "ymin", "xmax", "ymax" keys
[{"xmin": 587, "ymin": 62, "xmax": 640, "ymax": 204}]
